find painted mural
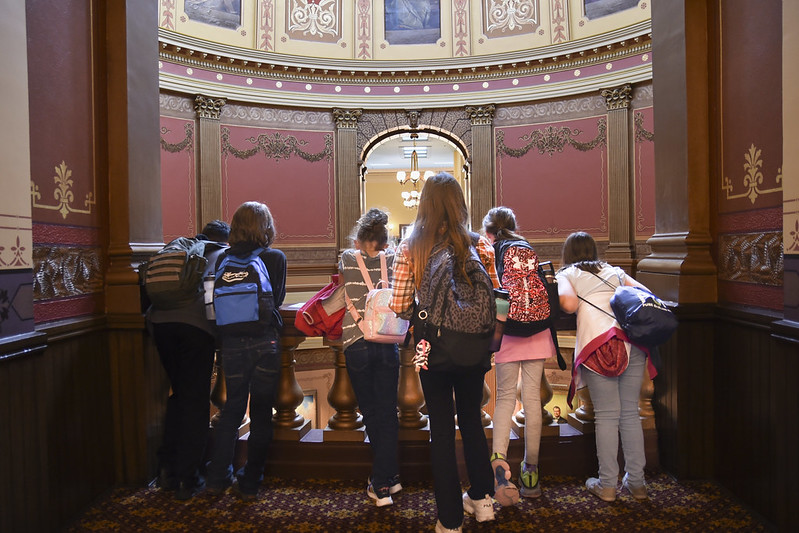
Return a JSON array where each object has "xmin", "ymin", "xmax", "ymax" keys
[
  {"xmin": 185, "ymin": 0, "xmax": 242, "ymax": 30},
  {"xmin": 385, "ymin": 0, "xmax": 441, "ymax": 44}
]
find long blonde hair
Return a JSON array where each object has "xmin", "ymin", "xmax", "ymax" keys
[{"xmin": 406, "ymin": 172, "xmax": 472, "ymax": 284}]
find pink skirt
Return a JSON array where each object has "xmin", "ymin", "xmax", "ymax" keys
[{"xmin": 494, "ymin": 329, "xmax": 556, "ymax": 364}]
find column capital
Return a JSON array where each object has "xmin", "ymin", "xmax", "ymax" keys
[
  {"xmin": 333, "ymin": 108, "xmax": 362, "ymax": 129},
  {"xmin": 600, "ymin": 84, "xmax": 633, "ymax": 110},
  {"xmin": 466, "ymin": 104, "xmax": 496, "ymax": 125},
  {"xmin": 194, "ymin": 94, "xmax": 226, "ymax": 119}
]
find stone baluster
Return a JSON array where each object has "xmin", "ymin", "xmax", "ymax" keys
[
  {"xmin": 273, "ymin": 335, "xmax": 312, "ymax": 440},
  {"xmin": 398, "ymin": 344, "xmax": 427, "ymax": 432},
  {"xmin": 323, "ymin": 341, "xmax": 365, "ymax": 441}
]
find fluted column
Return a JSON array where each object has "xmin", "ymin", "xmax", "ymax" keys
[
  {"xmin": 194, "ymin": 95, "xmax": 225, "ymax": 226},
  {"xmin": 465, "ymin": 105, "xmax": 495, "ymax": 231},
  {"xmin": 323, "ymin": 341, "xmax": 365, "ymax": 441},
  {"xmin": 600, "ymin": 84, "xmax": 634, "ymax": 273},
  {"xmin": 333, "ymin": 108, "xmax": 362, "ymax": 252},
  {"xmin": 398, "ymin": 344, "xmax": 428, "ymax": 435},
  {"xmin": 273, "ymin": 336, "xmax": 312, "ymax": 440}
]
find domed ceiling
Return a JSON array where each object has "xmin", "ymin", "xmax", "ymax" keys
[{"xmin": 159, "ymin": 0, "xmax": 651, "ymax": 107}]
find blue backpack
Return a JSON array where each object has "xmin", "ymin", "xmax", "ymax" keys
[{"xmin": 213, "ymin": 247, "xmax": 274, "ymax": 335}]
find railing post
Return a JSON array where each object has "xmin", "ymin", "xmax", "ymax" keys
[
  {"xmin": 273, "ymin": 335, "xmax": 312, "ymax": 440},
  {"xmin": 398, "ymin": 344, "xmax": 427, "ymax": 433},
  {"xmin": 323, "ymin": 340, "xmax": 365, "ymax": 441}
]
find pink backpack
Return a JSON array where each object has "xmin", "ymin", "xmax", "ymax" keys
[{"xmin": 346, "ymin": 251, "xmax": 409, "ymax": 344}]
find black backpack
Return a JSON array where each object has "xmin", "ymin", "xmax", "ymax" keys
[
  {"xmin": 139, "ymin": 237, "xmax": 209, "ymax": 310},
  {"xmin": 412, "ymin": 238, "xmax": 496, "ymax": 371}
]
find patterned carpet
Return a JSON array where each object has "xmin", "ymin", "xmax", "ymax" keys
[{"xmin": 66, "ymin": 471, "xmax": 770, "ymax": 532}]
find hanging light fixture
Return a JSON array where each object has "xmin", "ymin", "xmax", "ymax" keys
[{"xmin": 397, "ymin": 132, "xmax": 433, "ymax": 208}]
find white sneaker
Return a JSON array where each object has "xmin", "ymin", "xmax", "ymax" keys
[
  {"xmin": 462, "ymin": 492, "xmax": 495, "ymax": 522},
  {"xmin": 435, "ymin": 519, "xmax": 462, "ymax": 532}
]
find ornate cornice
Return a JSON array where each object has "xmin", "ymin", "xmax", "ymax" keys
[
  {"xmin": 600, "ymin": 84, "xmax": 633, "ymax": 110},
  {"xmin": 194, "ymin": 94, "xmax": 226, "ymax": 119},
  {"xmin": 333, "ymin": 108, "xmax": 362, "ymax": 129},
  {"xmin": 466, "ymin": 105, "xmax": 496, "ymax": 125}
]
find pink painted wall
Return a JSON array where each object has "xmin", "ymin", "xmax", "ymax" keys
[
  {"xmin": 220, "ymin": 125, "xmax": 335, "ymax": 245},
  {"xmin": 160, "ymin": 117, "xmax": 197, "ymax": 242},
  {"xmin": 496, "ymin": 116, "xmax": 609, "ymax": 240}
]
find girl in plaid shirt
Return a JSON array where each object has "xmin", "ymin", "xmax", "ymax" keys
[{"xmin": 390, "ymin": 173, "xmax": 499, "ymax": 533}]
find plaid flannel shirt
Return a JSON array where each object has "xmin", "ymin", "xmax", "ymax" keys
[{"xmin": 389, "ymin": 235, "xmax": 499, "ymax": 318}]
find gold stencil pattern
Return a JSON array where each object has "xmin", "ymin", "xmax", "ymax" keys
[
  {"xmin": 31, "ymin": 161, "xmax": 96, "ymax": 220},
  {"xmin": 722, "ymin": 144, "xmax": 782, "ymax": 204}
]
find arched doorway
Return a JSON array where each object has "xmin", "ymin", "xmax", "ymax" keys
[{"xmin": 360, "ymin": 129, "xmax": 470, "ymax": 244}]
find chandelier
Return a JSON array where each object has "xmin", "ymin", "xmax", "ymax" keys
[{"xmin": 397, "ymin": 133, "xmax": 434, "ymax": 208}]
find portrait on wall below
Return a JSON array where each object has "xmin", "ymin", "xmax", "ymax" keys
[
  {"xmin": 385, "ymin": 0, "xmax": 441, "ymax": 45},
  {"xmin": 185, "ymin": 0, "xmax": 242, "ymax": 30},
  {"xmin": 583, "ymin": 0, "xmax": 639, "ymax": 20}
]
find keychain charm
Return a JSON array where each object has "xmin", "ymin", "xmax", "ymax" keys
[{"xmin": 414, "ymin": 339, "xmax": 431, "ymax": 372}]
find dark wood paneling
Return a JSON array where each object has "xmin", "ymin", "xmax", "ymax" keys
[
  {"xmin": 0, "ymin": 319, "xmax": 116, "ymax": 533},
  {"xmin": 714, "ymin": 306, "xmax": 798, "ymax": 532},
  {"xmin": 653, "ymin": 303, "xmax": 716, "ymax": 479}
]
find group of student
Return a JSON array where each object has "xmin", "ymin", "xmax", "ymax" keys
[{"xmin": 146, "ymin": 172, "xmax": 655, "ymax": 532}]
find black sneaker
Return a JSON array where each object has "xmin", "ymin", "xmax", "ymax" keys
[
  {"xmin": 175, "ymin": 478, "xmax": 205, "ymax": 501},
  {"xmin": 367, "ymin": 480, "xmax": 393, "ymax": 507},
  {"xmin": 154, "ymin": 468, "xmax": 177, "ymax": 491}
]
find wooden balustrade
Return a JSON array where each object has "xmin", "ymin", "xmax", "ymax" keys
[{"xmin": 268, "ymin": 307, "xmax": 655, "ymax": 442}]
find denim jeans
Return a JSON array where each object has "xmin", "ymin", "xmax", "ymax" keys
[
  {"xmin": 582, "ymin": 345, "xmax": 647, "ymax": 489},
  {"xmin": 420, "ymin": 367, "xmax": 493, "ymax": 530},
  {"xmin": 493, "ymin": 359, "xmax": 545, "ymax": 465},
  {"xmin": 345, "ymin": 339, "xmax": 400, "ymax": 490},
  {"xmin": 207, "ymin": 333, "xmax": 280, "ymax": 494},
  {"xmin": 153, "ymin": 323, "xmax": 216, "ymax": 486}
]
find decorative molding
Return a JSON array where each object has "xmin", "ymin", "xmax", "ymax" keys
[
  {"xmin": 159, "ymin": 122, "xmax": 194, "ymax": 153},
  {"xmin": 634, "ymin": 111, "xmax": 654, "ymax": 143},
  {"xmin": 287, "ymin": 0, "xmax": 340, "ymax": 43},
  {"xmin": 31, "ymin": 161, "xmax": 96, "ymax": 220},
  {"xmin": 600, "ymin": 83, "xmax": 633, "ymax": 110},
  {"xmin": 32, "ymin": 246, "xmax": 104, "ymax": 300},
  {"xmin": 718, "ymin": 232, "xmax": 783, "ymax": 286},
  {"xmin": 258, "ymin": 0, "xmax": 275, "ymax": 51},
  {"xmin": 159, "ymin": 93, "xmax": 195, "ymax": 116},
  {"xmin": 550, "ymin": 0, "xmax": 569, "ymax": 43},
  {"xmin": 221, "ymin": 127, "xmax": 334, "ymax": 162},
  {"xmin": 467, "ymin": 105, "xmax": 496, "ymax": 125},
  {"xmin": 356, "ymin": 0, "xmax": 371, "ymax": 59},
  {"xmin": 496, "ymin": 117, "xmax": 606, "ymax": 157},
  {"xmin": 333, "ymin": 108, "xmax": 362, "ymax": 129},
  {"xmin": 722, "ymin": 144, "xmax": 783, "ymax": 204},
  {"xmin": 159, "ymin": 0, "xmax": 176, "ymax": 30},
  {"xmin": 453, "ymin": 0, "xmax": 470, "ymax": 57},
  {"xmin": 194, "ymin": 94, "xmax": 226, "ymax": 119},
  {"xmin": 221, "ymin": 104, "xmax": 334, "ymax": 129},
  {"xmin": 495, "ymin": 95, "xmax": 606, "ymax": 125},
  {"xmin": 0, "ymin": 234, "xmax": 30, "ymax": 268},
  {"xmin": 789, "ymin": 212, "xmax": 799, "ymax": 253},
  {"xmin": 484, "ymin": 0, "xmax": 539, "ymax": 37}
]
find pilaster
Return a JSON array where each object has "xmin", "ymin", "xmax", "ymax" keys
[
  {"xmin": 333, "ymin": 108, "xmax": 362, "ymax": 251},
  {"xmin": 466, "ymin": 104, "xmax": 495, "ymax": 231},
  {"xmin": 600, "ymin": 84, "xmax": 634, "ymax": 273},
  {"xmin": 194, "ymin": 94, "xmax": 225, "ymax": 226}
]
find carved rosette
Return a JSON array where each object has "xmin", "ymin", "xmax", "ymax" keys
[
  {"xmin": 333, "ymin": 108, "xmax": 362, "ymax": 129},
  {"xmin": 600, "ymin": 84, "xmax": 633, "ymax": 111},
  {"xmin": 194, "ymin": 94, "xmax": 226, "ymax": 119},
  {"xmin": 466, "ymin": 104, "xmax": 496, "ymax": 125}
]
